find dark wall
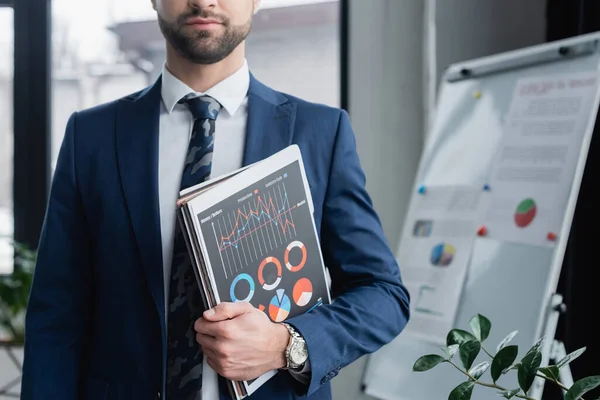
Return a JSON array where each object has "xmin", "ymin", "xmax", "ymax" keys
[{"xmin": 546, "ymin": 1, "xmax": 600, "ymax": 398}]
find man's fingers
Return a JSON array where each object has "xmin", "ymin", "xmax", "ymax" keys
[
  {"xmin": 195, "ymin": 318, "xmax": 223, "ymax": 336},
  {"xmin": 194, "ymin": 318, "xmax": 239, "ymax": 340},
  {"xmin": 195, "ymin": 302, "xmax": 255, "ymax": 338},
  {"xmin": 203, "ymin": 302, "xmax": 254, "ymax": 321},
  {"xmin": 196, "ymin": 333, "xmax": 229, "ymax": 361},
  {"xmin": 195, "ymin": 332, "xmax": 216, "ymax": 348}
]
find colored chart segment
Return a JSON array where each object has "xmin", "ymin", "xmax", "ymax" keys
[
  {"xmin": 269, "ymin": 289, "xmax": 291, "ymax": 322},
  {"xmin": 229, "ymin": 273, "xmax": 255, "ymax": 303},
  {"xmin": 514, "ymin": 198, "xmax": 537, "ymax": 228},
  {"xmin": 293, "ymin": 278, "xmax": 313, "ymax": 307},
  {"xmin": 430, "ymin": 243, "xmax": 455, "ymax": 267}
]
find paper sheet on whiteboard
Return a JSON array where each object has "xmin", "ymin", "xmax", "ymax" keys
[
  {"xmin": 397, "ymin": 185, "xmax": 484, "ymax": 345},
  {"xmin": 482, "ymin": 72, "xmax": 599, "ymax": 247}
]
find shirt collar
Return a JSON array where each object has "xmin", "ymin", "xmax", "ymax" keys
[{"xmin": 161, "ymin": 59, "xmax": 250, "ymax": 116}]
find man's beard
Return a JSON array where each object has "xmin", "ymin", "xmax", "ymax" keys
[{"xmin": 157, "ymin": 8, "xmax": 251, "ymax": 65}]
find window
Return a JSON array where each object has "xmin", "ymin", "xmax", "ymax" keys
[
  {"xmin": 51, "ymin": 0, "xmax": 341, "ymax": 167},
  {"xmin": 51, "ymin": 0, "xmax": 151, "ymax": 169},
  {"xmin": 247, "ymin": 0, "xmax": 340, "ymax": 107},
  {"xmin": 0, "ymin": 7, "xmax": 13, "ymax": 274}
]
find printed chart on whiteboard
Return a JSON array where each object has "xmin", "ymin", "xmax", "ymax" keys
[
  {"xmin": 397, "ymin": 185, "xmax": 483, "ymax": 345},
  {"xmin": 196, "ymin": 161, "xmax": 328, "ymax": 322},
  {"xmin": 483, "ymin": 71, "xmax": 599, "ymax": 247}
]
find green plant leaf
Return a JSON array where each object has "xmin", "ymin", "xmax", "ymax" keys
[
  {"xmin": 443, "ymin": 344, "xmax": 460, "ymax": 360},
  {"xmin": 565, "ymin": 376, "xmax": 600, "ymax": 400},
  {"xmin": 0, "ymin": 240, "xmax": 36, "ymax": 341},
  {"xmin": 448, "ymin": 381, "xmax": 475, "ymax": 400},
  {"xmin": 530, "ymin": 336, "xmax": 545, "ymax": 353},
  {"xmin": 503, "ymin": 363, "xmax": 521, "ymax": 375},
  {"xmin": 413, "ymin": 355, "xmax": 447, "ymax": 372},
  {"xmin": 460, "ymin": 340, "xmax": 481, "ymax": 370},
  {"xmin": 538, "ymin": 366, "xmax": 560, "ymax": 381},
  {"xmin": 498, "ymin": 388, "xmax": 521, "ymax": 399},
  {"xmin": 518, "ymin": 348, "xmax": 542, "ymax": 393},
  {"xmin": 496, "ymin": 330, "xmax": 518, "ymax": 352},
  {"xmin": 491, "ymin": 345, "xmax": 518, "ymax": 382},
  {"xmin": 557, "ymin": 347, "xmax": 586, "ymax": 369},
  {"xmin": 469, "ymin": 314, "xmax": 491, "ymax": 342},
  {"xmin": 447, "ymin": 329, "xmax": 477, "ymax": 347},
  {"xmin": 469, "ymin": 361, "xmax": 490, "ymax": 380}
]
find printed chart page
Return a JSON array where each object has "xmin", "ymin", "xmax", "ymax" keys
[
  {"xmin": 397, "ymin": 185, "xmax": 484, "ymax": 345},
  {"xmin": 196, "ymin": 160, "xmax": 329, "ymax": 324},
  {"xmin": 483, "ymin": 71, "xmax": 599, "ymax": 247}
]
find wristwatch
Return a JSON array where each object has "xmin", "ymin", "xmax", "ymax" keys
[{"xmin": 281, "ymin": 323, "xmax": 308, "ymax": 370}]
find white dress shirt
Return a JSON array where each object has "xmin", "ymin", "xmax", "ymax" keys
[
  {"xmin": 158, "ymin": 60, "xmax": 308, "ymax": 399},
  {"xmin": 159, "ymin": 61, "xmax": 249, "ymax": 400}
]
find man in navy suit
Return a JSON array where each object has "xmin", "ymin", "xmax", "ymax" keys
[{"xmin": 21, "ymin": 0, "xmax": 410, "ymax": 399}]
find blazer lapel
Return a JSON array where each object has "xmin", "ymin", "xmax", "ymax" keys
[
  {"xmin": 242, "ymin": 74, "xmax": 297, "ymax": 166},
  {"xmin": 115, "ymin": 79, "xmax": 165, "ymax": 325}
]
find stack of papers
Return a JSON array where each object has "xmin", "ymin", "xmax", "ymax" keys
[{"xmin": 176, "ymin": 145, "xmax": 331, "ymax": 399}]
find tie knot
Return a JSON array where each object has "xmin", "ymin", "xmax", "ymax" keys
[{"xmin": 181, "ymin": 95, "xmax": 222, "ymax": 121}]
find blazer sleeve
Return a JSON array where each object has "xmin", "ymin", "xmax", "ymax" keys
[
  {"xmin": 286, "ymin": 110, "xmax": 411, "ymax": 396},
  {"xmin": 21, "ymin": 112, "xmax": 93, "ymax": 399}
]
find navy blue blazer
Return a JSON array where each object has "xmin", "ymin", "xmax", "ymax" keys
[{"xmin": 21, "ymin": 74, "xmax": 410, "ymax": 400}]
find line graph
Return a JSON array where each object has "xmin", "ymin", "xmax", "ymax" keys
[
  {"xmin": 220, "ymin": 189, "xmax": 296, "ymax": 250},
  {"xmin": 212, "ymin": 181, "xmax": 299, "ymax": 277}
]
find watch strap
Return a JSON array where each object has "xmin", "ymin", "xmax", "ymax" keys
[{"xmin": 281, "ymin": 323, "xmax": 306, "ymax": 370}]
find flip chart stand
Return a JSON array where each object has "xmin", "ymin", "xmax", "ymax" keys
[
  {"xmin": 529, "ymin": 293, "xmax": 571, "ymax": 398},
  {"xmin": 552, "ymin": 341, "xmax": 574, "ymax": 393},
  {"xmin": 360, "ymin": 31, "xmax": 600, "ymax": 400}
]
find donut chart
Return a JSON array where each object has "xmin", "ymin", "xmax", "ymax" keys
[
  {"xmin": 269, "ymin": 289, "xmax": 291, "ymax": 322},
  {"xmin": 284, "ymin": 240, "xmax": 307, "ymax": 272},
  {"xmin": 258, "ymin": 256, "xmax": 282, "ymax": 291},
  {"xmin": 229, "ymin": 273, "xmax": 255, "ymax": 302},
  {"xmin": 293, "ymin": 278, "xmax": 313, "ymax": 307}
]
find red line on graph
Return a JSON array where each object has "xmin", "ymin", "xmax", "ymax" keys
[{"xmin": 219, "ymin": 194, "xmax": 296, "ymax": 251}]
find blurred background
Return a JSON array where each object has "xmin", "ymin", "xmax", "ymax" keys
[{"xmin": 0, "ymin": 0, "xmax": 599, "ymax": 399}]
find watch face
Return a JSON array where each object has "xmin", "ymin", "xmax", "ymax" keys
[{"xmin": 290, "ymin": 341, "xmax": 308, "ymax": 364}]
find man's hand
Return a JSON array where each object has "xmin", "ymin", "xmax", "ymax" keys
[{"xmin": 194, "ymin": 302, "xmax": 290, "ymax": 381}]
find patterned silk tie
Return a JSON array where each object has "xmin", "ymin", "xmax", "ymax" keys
[{"xmin": 167, "ymin": 95, "xmax": 222, "ymax": 400}]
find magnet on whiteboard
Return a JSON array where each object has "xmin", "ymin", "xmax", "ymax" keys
[
  {"xmin": 474, "ymin": 90, "xmax": 482, "ymax": 99},
  {"xmin": 547, "ymin": 232, "xmax": 557, "ymax": 241},
  {"xmin": 418, "ymin": 185, "xmax": 426, "ymax": 194},
  {"xmin": 477, "ymin": 226, "xmax": 487, "ymax": 236},
  {"xmin": 483, "ymin": 184, "xmax": 490, "ymax": 191}
]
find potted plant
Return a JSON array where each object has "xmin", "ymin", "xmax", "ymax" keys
[
  {"xmin": 413, "ymin": 314, "xmax": 599, "ymax": 400},
  {"xmin": 0, "ymin": 241, "xmax": 36, "ymax": 344}
]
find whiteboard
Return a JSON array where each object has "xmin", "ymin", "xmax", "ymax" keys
[{"xmin": 362, "ymin": 32, "xmax": 600, "ymax": 400}]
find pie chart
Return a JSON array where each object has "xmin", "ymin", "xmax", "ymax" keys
[
  {"xmin": 515, "ymin": 198, "xmax": 537, "ymax": 228},
  {"xmin": 293, "ymin": 278, "xmax": 313, "ymax": 307},
  {"xmin": 269, "ymin": 289, "xmax": 291, "ymax": 322},
  {"xmin": 430, "ymin": 243, "xmax": 455, "ymax": 267}
]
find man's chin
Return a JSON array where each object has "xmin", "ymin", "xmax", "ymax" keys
[{"xmin": 183, "ymin": 48, "xmax": 229, "ymax": 65}]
